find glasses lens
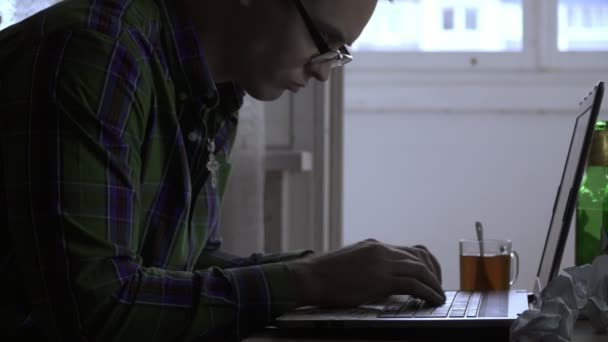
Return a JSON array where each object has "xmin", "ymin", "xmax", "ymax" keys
[{"xmin": 339, "ymin": 46, "xmax": 351, "ymax": 56}]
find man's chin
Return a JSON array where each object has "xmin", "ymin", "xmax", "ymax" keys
[{"xmin": 243, "ymin": 84, "xmax": 285, "ymax": 102}]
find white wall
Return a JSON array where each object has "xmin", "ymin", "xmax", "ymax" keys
[{"xmin": 343, "ymin": 71, "xmax": 608, "ymax": 292}]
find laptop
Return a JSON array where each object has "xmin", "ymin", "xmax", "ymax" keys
[{"xmin": 272, "ymin": 81, "xmax": 605, "ymax": 339}]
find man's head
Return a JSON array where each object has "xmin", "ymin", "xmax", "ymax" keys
[{"xmin": 186, "ymin": 0, "xmax": 378, "ymax": 101}]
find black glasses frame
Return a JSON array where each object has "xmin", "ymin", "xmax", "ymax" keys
[{"xmin": 292, "ymin": 0, "xmax": 352, "ymax": 68}]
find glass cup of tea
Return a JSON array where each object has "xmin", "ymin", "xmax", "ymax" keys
[{"xmin": 459, "ymin": 239, "xmax": 519, "ymax": 291}]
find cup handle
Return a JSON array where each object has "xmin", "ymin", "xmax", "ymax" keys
[{"xmin": 510, "ymin": 250, "xmax": 519, "ymax": 286}]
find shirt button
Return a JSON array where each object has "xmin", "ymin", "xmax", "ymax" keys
[{"xmin": 187, "ymin": 131, "xmax": 201, "ymax": 142}]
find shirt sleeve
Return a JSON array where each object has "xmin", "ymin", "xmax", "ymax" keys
[
  {"xmin": 195, "ymin": 249, "xmax": 316, "ymax": 270},
  {"xmin": 195, "ymin": 247, "xmax": 315, "ymax": 330},
  {"xmin": 0, "ymin": 28, "xmax": 299, "ymax": 342}
]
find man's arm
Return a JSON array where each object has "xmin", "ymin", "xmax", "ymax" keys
[
  {"xmin": 0, "ymin": 28, "xmax": 299, "ymax": 341},
  {"xmin": 195, "ymin": 232, "xmax": 314, "ymax": 270},
  {"xmin": 195, "ymin": 248, "xmax": 315, "ymax": 269}
]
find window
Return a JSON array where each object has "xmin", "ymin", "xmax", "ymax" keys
[
  {"xmin": 443, "ymin": 8, "xmax": 455, "ymax": 30},
  {"xmin": 558, "ymin": 0, "xmax": 608, "ymax": 51},
  {"xmin": 350, "ymin": 0, "xmax": 608, "ymax": 70},
  {"xmin": 352, "ymin": 0, "xmax": 523, "ymax": 52},
  {"xmin": 465, "ymin": 8, "xmax": 478, "ymax": 30}
]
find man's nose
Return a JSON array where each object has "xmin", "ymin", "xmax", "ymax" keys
[{"xmin": 307, "ymin": 62, "xmax": 332, "ymax": 82}]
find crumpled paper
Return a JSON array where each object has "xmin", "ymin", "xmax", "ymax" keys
[{"xmin": 510, "ymin": 254, "xmax": 608, "ymax": 342}]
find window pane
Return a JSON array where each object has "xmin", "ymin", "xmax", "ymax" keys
[
  {"xmin": 465, "ymin": 8, "xmax": 478, "ymax": 30},
  {"xmin": 558, "ymin": 0, "xmax": 608, "ymax": 51},
  {"xmin": 351, "ymin": 0, "xmax": 523, "ymax": 52},
  {"xmin": 443, "ymin": 8, "xmax": 455, "ymax": 30}
]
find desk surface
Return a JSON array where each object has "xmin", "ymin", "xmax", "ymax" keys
[{"xmin": 245, "ymin": 321, "xmax": 606, "ymax": 342}]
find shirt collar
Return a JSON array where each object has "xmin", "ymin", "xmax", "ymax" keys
[{"xmin": 156, "ymin": 0, "xmax": 244, "ymax": 113}]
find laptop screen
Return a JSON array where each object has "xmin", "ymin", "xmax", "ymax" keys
[{"xmin": 536, "ymin": 82, "xmax": 604, "ymax": 298}]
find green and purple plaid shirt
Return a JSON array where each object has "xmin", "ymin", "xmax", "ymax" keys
[{"xmin": 0, "ymin": 0, "xmax": 312, "ymax": 340}]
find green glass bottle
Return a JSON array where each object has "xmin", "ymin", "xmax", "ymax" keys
[{"xmin": 576, "ymin": 120, "xmax": 608, "ymax": 266}]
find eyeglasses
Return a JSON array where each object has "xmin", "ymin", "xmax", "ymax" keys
[{"xmin": 292, "ymin": 0, "xmax": 353, "ymax": 69}]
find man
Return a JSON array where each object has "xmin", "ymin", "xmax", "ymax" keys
[{"xmin": 0, "ymin": 0, "xmax": 445, "ymax": 340}]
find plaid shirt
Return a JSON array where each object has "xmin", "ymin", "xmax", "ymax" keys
[{"xmin": 0, "ymin": 0, "xmax": 312, "ymax": 340}]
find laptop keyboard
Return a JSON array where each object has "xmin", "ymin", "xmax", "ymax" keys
[{"xmin": 378, "ymin": 291, "xmax": 482, "ymax": 318}]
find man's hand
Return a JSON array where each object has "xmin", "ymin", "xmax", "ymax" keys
[
  {"xmin": 390, "ymin": 244, "xmax": 442, "ymax": 284},
  {"xmin": 287, "ymin": 239, "xmax": 445, "ymax": 308}
]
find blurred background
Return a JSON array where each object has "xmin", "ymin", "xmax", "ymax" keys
[{"xmin": 342, "ymin": 0, "xmax": 608, "ymax": 290}]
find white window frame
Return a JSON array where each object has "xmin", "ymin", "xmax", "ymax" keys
[{"xmin": 349, "ymin": 0, "xmax": 608, "ymax": 72}]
